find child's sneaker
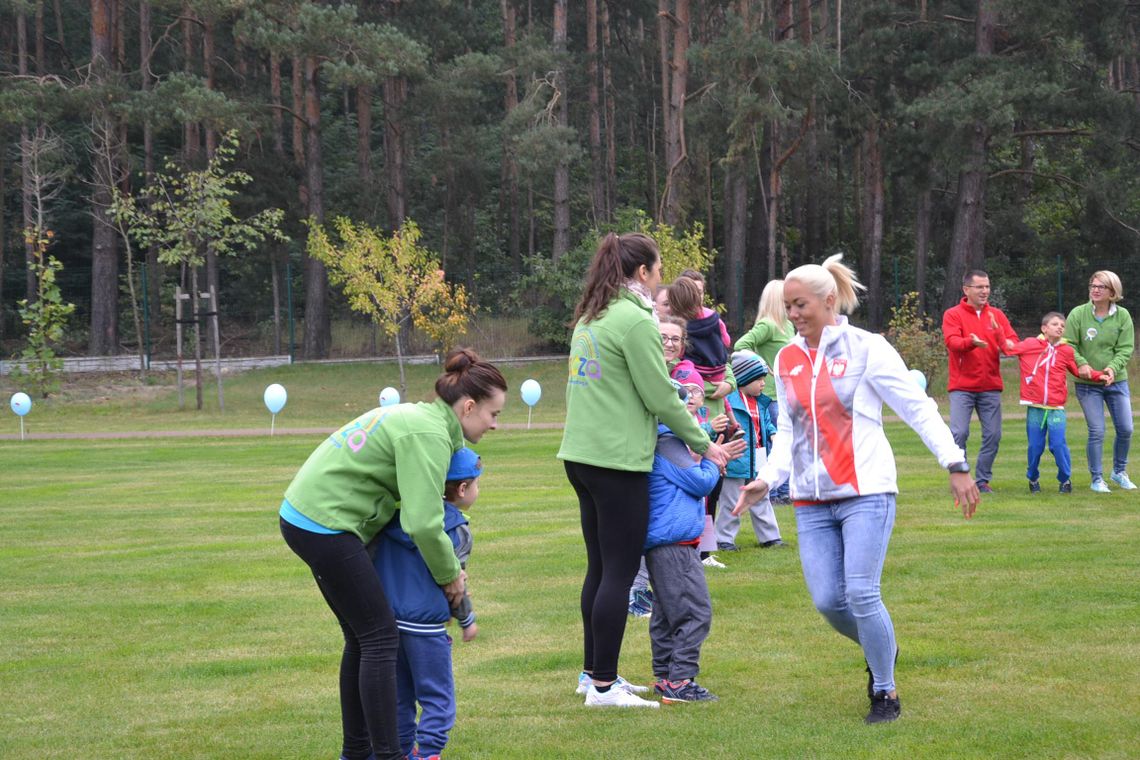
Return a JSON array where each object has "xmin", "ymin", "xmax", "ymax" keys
[
  {"xmin": 658, "ymin": 679, "xmax": 718, "ymax": 703},
  {"xmin": 701, "ymin": 554, "xmax": 726, "ymax": 569},
  {"xmin": 584, "ymin": 684, "xmax": 659, "ymax": 708},
  {"xmin": 1111, "ymin": 471, "xmax": 1137, "ymax": 490},
  {"xmin": 1059, "ymin": 480, "xmax": 1072, "ymax": 493},
  {"xmin": 716, "ymin": 541, "xmax": 740, "ymax": 552},
  {"xmin": 653, "ymin": 677, "xmax": 668, "ymax": 695},
  {"xmin": 1090, "ymin": 477, "xmax": 1111, "ymax": 493},
  {"xmin": 1028, "ymin": 480, "xmax": 1041, "ymax": 493}
]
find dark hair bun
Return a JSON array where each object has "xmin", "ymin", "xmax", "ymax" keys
[
  {"xmin": 435, "ymin": 348, "xmax": 507, "ymax": 404},
  {"xmin": 443, "ymin": 347, "xmax": 481, "ymax": 374}
]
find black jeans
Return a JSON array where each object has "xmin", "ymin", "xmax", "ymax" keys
[
  {"xmin": 564, "ymin": 461, "xmax": 649, "ymax": 682},
  {"xmin": 280, "ymin": 518, "xmax": 402, "ymax": 760}
]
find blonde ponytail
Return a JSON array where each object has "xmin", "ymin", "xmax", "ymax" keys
[{"xmin": 785, "ymin": 253, "xmax": 867, "ymax": 315}]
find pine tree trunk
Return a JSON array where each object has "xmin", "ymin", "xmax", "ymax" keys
[
  {"xmin": 140, "ymin": 1, "xmax": 161, "ymax": 328},
  {"xmin": 34, "ymin": 0, "xmax": 44, "ymax": 74},
  {"xmin": 89, "ymin": 0, "xmax": 120, "ymax": 355},
  {"xmin": 383, "ymin": 76, "xmax": 408, "ymax": 228},
  {"xmin": 724, "ymin": 159, "xmax": 748, "ymax": 335},
  {"xmin": 602, "ymin": 1, "xmax": 617, "ymax": 218},
  {"xmin": 18, "ymin": 11, "xmax": 36, "ymax": 303},
  {"xmin": 943, "ymin": 0, "xmax": 994, "ymax": 310},
  {"xmin": 915, "ymin": 187, "xmax": 932, "ymax": 314},
  {"xmin": 551, "ymin": 0, "xmax": 570, "ymax": 260},
  {"xmin": 586, "ymin": 0, "xmax": 605, "ymax": 223},
  {"xmin": 357, "ymin": 84, "xmax": 373, "ymax": 187},
  {"xmin": 302, "ymin": 55, "xmax": 330, "ymax": 359},
  {"xmin": 660, "ymin": 0, "xmax": 690, "ymax": 226},
  {"xmin": 500, "ymin": 0, "xmax": 522, "ymax": 270},
  {"xmin": 860, "ymin": 124, "xmax": 885, "ymax": 330}
]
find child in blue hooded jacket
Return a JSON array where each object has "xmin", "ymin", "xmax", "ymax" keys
[
  {"xmin": 372, "ymin": 447, "xmax": 482, "ymax": 760},
  {"xmin": 645, "ymin": 417, "xmax": 722, "ymax": 703}
]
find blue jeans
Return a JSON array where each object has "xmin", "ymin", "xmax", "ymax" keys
[
  {"xmin": 395, "ymin": 633, "xmax": 455, "ymax": 758},
  {"xmin": 949, "ymin": 390, "xmax": 1003, "ymax": 486},
  {"xmin": 796, "ymin": 494, "xmax": 897, "ymax": 693},
  {"xmin": 1026, "ymin": 407, "xmax": 1071, "ymax": 483},
  {"xmin": 1075, "ymin": 381, "xmax": 1133, "ymax": 478}
]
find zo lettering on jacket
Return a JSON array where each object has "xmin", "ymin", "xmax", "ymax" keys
[{"xmin": 568, "ymin": 328, "xmax": 603, "ymax": 388}]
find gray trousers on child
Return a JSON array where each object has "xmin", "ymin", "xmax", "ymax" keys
[
  {"xmin": 645, "ymin": 543, "xmax": 712, "ymax": 681},
  {"xmin": 715, "ymin": 476, "xmax": 781, "ymax": 545}
]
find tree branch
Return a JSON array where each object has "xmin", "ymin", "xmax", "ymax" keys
[
  {"xmin": 267, "ymin": 102, "xmax": 307, "ymax": 126},
  {"xmin": 987, "ymin": 168, "xmax": 1081, "ymax": 187},
  {"xmin": 1010, "ymin": 128, "xmax": 1091, "ymax": 138}
]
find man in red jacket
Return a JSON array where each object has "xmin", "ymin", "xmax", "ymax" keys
[{"xmin": 942, "ymin": 270, "xmax": 1018, "ymax": 492}]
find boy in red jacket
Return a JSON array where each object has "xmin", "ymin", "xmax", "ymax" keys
[{"xmin": 1007, "ymin": 312, "xmax": 1106, "ymax": 493}]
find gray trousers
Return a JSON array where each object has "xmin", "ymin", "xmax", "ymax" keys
[
  {"xmin": 645, "ymin": 543, "xmax": 712, "ymax": 681},
  {"xmin": 949, "ymin": 390, "xmax": 1003, "ymax": 485},
  {"xmin": 715, "ymin": 476, "xmax": 781, "ymax": 545}
]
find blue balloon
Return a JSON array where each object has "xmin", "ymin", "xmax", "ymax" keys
[
  {"xmin": 10, "ymin": 392, "xmax": 32, "ymax": 417},
  {"xmin": 379, "ymin": 387, "xmax": 400, "ymax": 407},
  {"xmin": 263, "ymin": 383, "xmax": 288, "ymax": 414},
  {"xmin": 520, "ymin": 378, "xmax": 542, "ymax": 407},
  {"xmin": 908, "ymin": 368, "xmax": 928, "ymax": 392}
]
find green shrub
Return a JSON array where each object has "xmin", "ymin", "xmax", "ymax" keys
[{"xmin": 886, "ymin": 292, "xmax": 945, "ymax": 391}]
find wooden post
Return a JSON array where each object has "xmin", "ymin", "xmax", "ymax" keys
[
  {"xmin": 210, "ymin": 285, "xmax": 224, "ymax": 412},
  {"xmin": 175, "ymin": 286, "xmax": 185, "ymax": 409}
]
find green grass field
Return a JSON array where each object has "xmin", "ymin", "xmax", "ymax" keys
[{"xmin": 1, "ymin": 362, "xmax": 1138, "ymax": 758}]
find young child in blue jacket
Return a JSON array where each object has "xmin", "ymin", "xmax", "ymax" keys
[
  {"xmin": 372, "ymin": 447, "xmax": 481, "ymax": 760},
  {"xmin": 645, "ymin": 418, "xmax": 723, "ymax": 703},
  {"xmin": 714, "ymin": 351, "xmax": 786, "ymax": 551}
]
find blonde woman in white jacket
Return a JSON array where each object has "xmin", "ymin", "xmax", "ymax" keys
[{"xmin": 733, "ymin": 254, "xmax": 980, "ymax": 724}]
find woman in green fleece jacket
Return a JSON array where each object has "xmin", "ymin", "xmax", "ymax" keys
[
  {"xmin": 559, "ymin": 232, "xmax": 736, "ymax": 708},
  {"xmin": 279, "ymin": 349, "xmax": 507, "ymax": 760},
  {"xmin": 1064, "ymin": 270, "xmax": 1136, "ymax": 492}
]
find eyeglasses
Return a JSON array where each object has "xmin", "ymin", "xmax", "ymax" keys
[
  {"xmin": 1089, "ymin": 284, "xmax": 1111, "ymax": 292},
  {"xmin": 965, "ymin": 285, "xmax": 991, "ymax": 290},
  {"xmin": 661, "ymin": 335, "xmax": 683, "ymax": 345}
]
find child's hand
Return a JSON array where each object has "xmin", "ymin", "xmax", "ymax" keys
[
  {"xmin": 462, "ymin": 622, "xmax": 478, "ymax": 642},
  {"xmin": 710, "ymin": 414, "xmax": 729, "ymax": 433}
]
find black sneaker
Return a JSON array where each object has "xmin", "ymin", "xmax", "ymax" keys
[
  {"xmin": 865, "ymin": 691, "xmax": 901, "ymax": 724},
  {"xmin": 1059, "ymin": 481, "xmax": 1072, "ymax": 493},
  {"xmin": 659, "ymin": 679, "xmax": 719, "ymax": 703},
  {"xmin": 1029, "ymin": 480, "xmax": 1041, "ymax": 493},
  {"xmin": 716, "ymin": 541, "xmax": 740, "ymax": 552},
  {"xmin": 760, "ymin": 539, "xmax": 788, "ymax": 549}
]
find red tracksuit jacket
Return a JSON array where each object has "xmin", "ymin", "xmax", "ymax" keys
[
  {"xmin": 941, "ymin": 299, "xmax": 1018, "ymax": 392},
  {"xmin": 1006, "ymin": 337, "xmax": 1103, "ymax": 407}
]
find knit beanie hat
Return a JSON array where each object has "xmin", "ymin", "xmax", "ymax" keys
[{"xmin": 731, "ymin": 350, "xmax": 769, "ymax": 387}]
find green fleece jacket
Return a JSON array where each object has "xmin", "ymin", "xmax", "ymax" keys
[
  {"xmin": 559, "ymin": 290, "xmax": 712, "ymax": 472},
  {"xmin": 734, "ymin": 317, "xmax": 795, "ymax": 371},
  {"xmin": 284, "ymin": 398, "xmax": 463, "ymax": 585},
  {"xmin": 1064, "ymin": 302, "xmax": 1135, "ymax": 385}
]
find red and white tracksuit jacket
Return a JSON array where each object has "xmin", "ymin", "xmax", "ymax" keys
[
  {"xmin": 1006, "ymin": 337, "xmax": 1103, "ymax": 408},
  {"xmin": 758, "ymin": 317, "xmax": 965, "ymax": 503}
]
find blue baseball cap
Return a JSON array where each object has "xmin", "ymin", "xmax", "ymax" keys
[{"xmin": 446, "ymin": 447, "xmax": 483, "ymax": 482}]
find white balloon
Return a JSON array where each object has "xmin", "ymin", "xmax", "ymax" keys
[
  {"xmin": 10, "ymin": 392, "xmax": 32, "ymax": 417},
  {"xmin": 263, "ymin": 383, "xmax": 288, "ymax": 414},
  {"xmin": 908, "ymin": 368, "xmax": 928, "ymax": 392},
  {"xmin": 379, "ymin": 387, "xmax": 401, "ymax": 407}
]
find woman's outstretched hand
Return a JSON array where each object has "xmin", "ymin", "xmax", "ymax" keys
[
  {"xmin": 950, "ymin": 472, "xmax": 980, "ymax": 518},
  {"xmin": 732, "ymin": 478, "xmax": 770, "ymax": 516}
]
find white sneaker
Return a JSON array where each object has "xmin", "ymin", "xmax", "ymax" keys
[
  {"xmin": 1090, "ymin": 477, "xmax": 1111, "ymax": 493},
  {"xmin": 702, "ymin": 554, "xmax": 726, "ymax": 569},
  {"xmin": 584, "ymin": 684, "xmax": 659, "ymax": 708},
  {"xmin": 576, "ymin": 672, "xmax": 650, "ymax": 695},
  {"xmin": 1111, "ymin": 472, "xmax": 1137, "ymax": 490}
]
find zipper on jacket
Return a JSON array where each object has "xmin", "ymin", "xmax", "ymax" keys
[{"xmin": 809, "ymin": 343, "xmax": 823, "ymax": 501}]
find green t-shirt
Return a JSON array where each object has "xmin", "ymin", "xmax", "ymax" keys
[{"xmin": 284, "ymin": 398, "xmax": 463, "ymax": 585}]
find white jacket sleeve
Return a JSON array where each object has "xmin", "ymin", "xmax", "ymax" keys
[{"xmin": 868, "ymin": 335, "xmax": 965, "ymax": 468}]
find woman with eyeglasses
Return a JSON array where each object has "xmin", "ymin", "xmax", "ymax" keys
[{"xmin": 1064, "ymin": 271, "xmax": 1136, "ymax": 492}]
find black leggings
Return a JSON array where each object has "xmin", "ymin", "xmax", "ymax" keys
[
  {"xmin": 564, "ymin": 461, "xmax": 650, "ymax": 683},
  {"xmin": 280, "ymin": 518, "xmax": 403, "ymax": 760}
]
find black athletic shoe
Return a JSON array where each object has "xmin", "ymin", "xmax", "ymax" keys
[
  {"xmin": 716, "ymin": 541, "xmax": 740, "ymax": 552},
  {"xmin": 865, "ymin": 691, "xmax": 901, "ymax": 724},
  {"xmin": 865, "ymin": 647, "xmax": 899, "ymax": 699},
  {"xmin": 1028, "ymin": 480, "xmax": 1041, "ymax": 493},
  {"xmin": 760, "ymin": 539, "xmax": 788, "ymax": 549},
  {"xmin": 1059, "ymin": 481, "xmax": 1072, "ymax": 493}
]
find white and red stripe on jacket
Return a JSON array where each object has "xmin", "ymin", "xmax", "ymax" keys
[
  {"xmin": 757, "ymin": 317, "xmax": 965, "ymax": 503},
  {"xmin": 1006, "ymin": 337, "xmax": 1103, "ymax": 408}
]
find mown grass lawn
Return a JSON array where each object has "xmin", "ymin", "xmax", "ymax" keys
[{"xmin": 1, "ymin": 360, "xmax": 1138, "ymax": 758}]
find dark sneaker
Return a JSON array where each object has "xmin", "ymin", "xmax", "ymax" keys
[
  {"xmin": 716, "ymin": 541, "xmax": 740, "ymax": 552},
  {"xmin": 865, "ymin": 691, "xmax": 901, "ymax": 724},
  {"xmin": 653, "ymin": 677, "xmax": 668, "ymax": 695},
  {"xmin": 977, "ymin": 482, "xmax": 994, "ymax": 494},
  {"xmin": 771, "ymin": 495, "xmax": 793, "ymax": 505},
  {"xmin": 760, "ymin": 539, "xmax": 788, "ymax": 549},
  {"xmin": 659, "ymin": 679, "xmax": 719, "ymax": 703},
  {"xmin": 1059, "ymin": 480, "xmax": 1072, "ymax": 493},
  {"xmin": 1028, "ymin": 480, "xmax": 1041, "ymax": 493}
]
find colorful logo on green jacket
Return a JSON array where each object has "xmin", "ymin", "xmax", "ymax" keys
[
  {"xmin": 569, "ymin": 329, "xmax": 602, "ymax": 387},
  {"xmin": 328, "ymin": 408, "xmax": 391, "ymax": 453}
]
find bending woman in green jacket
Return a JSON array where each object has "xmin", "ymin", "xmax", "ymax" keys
[
  {"xmin": 279, "ymin": 349, "xmax": 507, "ymax": 760},
  {"xmin": 559, "ymin": 232, "xmax": 736, "ymax": 708}
]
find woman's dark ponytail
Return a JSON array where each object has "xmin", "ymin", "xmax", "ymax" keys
[{"xmin": 572, "ymin": 232, "xmax": 661, "ymax": 325}]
